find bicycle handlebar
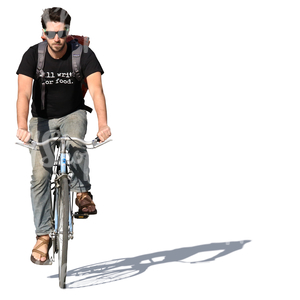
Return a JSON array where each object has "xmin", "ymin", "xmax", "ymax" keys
[{"xmin": 16, "ymin": 136, "xmax": 112, "ymax": 150}]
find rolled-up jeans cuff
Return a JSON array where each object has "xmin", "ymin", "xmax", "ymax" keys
[
  {"xmin": 71, "ymin": 186, "xmax": 91, "ymax": 193},
  {"xmin": 35, "ymin": 230, "xmax": 52, "ymax": 236}
]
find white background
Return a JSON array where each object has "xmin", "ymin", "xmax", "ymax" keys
[{"xmin": 1, "ymin": 0, "xmax": 299, "ymax": 298}]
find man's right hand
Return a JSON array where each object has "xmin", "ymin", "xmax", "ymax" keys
[{"xmin": 16, "ymin": 128, "xmax": 31, "ymax": 143}]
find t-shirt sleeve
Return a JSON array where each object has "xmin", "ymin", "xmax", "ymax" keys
[
  {"xmin": 16, "ymin": 45, "xmax": 38, "ymax": 79},
  {"xmin": 81, "ymin": 47, "xmax": 104, "ymax": 78}
]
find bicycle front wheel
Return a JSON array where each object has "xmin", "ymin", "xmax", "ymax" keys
[{"xmin": 57, "ymin": 175, "xmax": 70, "ymax": 288}]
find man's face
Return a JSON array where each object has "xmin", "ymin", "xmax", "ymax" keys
[{"xmin": 43, "ymin": 21, "xmax": 68, "ymax": 53}]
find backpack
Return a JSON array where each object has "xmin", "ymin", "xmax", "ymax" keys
[{"xmin": 36, "ymin": 35, "xmax": 92, "ymax": 112}]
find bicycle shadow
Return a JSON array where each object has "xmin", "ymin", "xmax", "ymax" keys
[{"xmin": 48, "ymin": 240, "xmax": 251, "ymax": 288}]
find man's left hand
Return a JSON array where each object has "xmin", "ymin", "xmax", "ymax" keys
[{"xmin": 97, "ymin": 125, "xmax": 111, "ymax": 142}]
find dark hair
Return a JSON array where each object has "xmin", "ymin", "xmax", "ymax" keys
[{"xmin": 41, "ymin": 7, "xmax": 71, "ymax": 29}]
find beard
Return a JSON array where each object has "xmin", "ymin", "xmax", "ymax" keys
[{"xmin": 48, "ymin": 40, "xmax": 67, "ymax": 53}]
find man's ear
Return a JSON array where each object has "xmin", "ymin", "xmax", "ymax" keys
[
  {"xmin": 41, "ymin": 29, "xmax": 47, "ymax": 41},
  {"xmin": 66, "ymin": 26, "xmax": 70, "ymax": 37}
]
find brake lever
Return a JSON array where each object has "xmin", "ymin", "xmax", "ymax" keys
[
  {"xmin": 92, "ymin": 137, "xmax": 112, "ymax": 148},
  {"xmin": 15, "ymin": 139, "xmax": 37, "ymax": 150},
  {"xmin": 92, "ymin": 137, "xmax": 100, "ymax": 147}
]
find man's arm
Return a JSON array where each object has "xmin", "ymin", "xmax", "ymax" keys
[
  {"xmin": 16, "ymin": 74, "xmax": 32, "ymax": 142},
  {"xmin": 86, "ymin": 72, "xmax": 111, "ymax": 141}
]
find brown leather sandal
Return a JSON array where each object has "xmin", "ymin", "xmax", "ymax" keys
[
  {"xmin": 76, "ymin": 192, "xmax": 97, "ymax": 215},
  {"xmin": 30, "ymin": 236, "xmax": 52, "ymax": 265}
]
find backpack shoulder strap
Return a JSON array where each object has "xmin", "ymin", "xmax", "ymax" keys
[
  {"xmin": 36, "ymin": 41, "xmax": 47, "ymax": 76},
  {"xmin": 69, "ymin": 39, "xmax": 93, "ymax": 113},
  {"xmin": 70, "ymin": 39, "xmax": 83, "ymax": 81},
  {"xmin": 36, "ymin": 41, "xmax": 47, "ymax": 110}
]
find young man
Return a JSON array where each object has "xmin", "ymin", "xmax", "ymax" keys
[{"xmin": 16, "ymin": 7, "xmax": 111, "ymax": 264}]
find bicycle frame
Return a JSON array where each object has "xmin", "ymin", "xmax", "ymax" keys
[{"xmin": 45, "ymin": 136, "xmax": 109, "ymax": 263}]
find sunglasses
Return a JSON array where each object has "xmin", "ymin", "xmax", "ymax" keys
[{"xmin": 43, "ymin": 30, "xmax": 68, "ymax": 39}]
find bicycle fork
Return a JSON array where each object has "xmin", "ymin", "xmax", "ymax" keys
[
  {"xmin": 60, "ymin": 138, "xmax": 74, "ymax": 238},
  {"xmin": 50, "ymin": 139, "xmax": 74, "ymax": 263}
]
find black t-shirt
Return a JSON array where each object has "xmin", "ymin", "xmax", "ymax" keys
[{"xmin": 17, "ymin": 42, "xmax": 104, "ymax": 119}]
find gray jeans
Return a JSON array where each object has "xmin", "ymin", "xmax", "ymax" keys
[{"xmin": 29, "ymin": 109, "xmax": 91, "ymax": 235}]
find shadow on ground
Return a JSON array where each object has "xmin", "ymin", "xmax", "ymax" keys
[{"xmin": 49, "ymin": 240, "xmax": 251, "ymax": 288}]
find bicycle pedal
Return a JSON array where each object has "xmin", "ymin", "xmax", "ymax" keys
[{"xmin": 74, "ymin": 212, "xmax": 89, "ymax": 219}]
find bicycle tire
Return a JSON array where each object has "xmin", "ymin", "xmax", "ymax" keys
[{"xmin": 57, "ymin": 175, "xmax": 69, "ymax": 288}]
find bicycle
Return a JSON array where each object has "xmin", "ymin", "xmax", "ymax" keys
[{"xmin": 16, "ymin": 135, "xmax": 111, "ymax": 288}]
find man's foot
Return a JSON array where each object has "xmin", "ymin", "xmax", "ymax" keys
[
  {"xmin": 76, "ymin": 192, "xmax": 97, "ymax": 214},
  {"xmin": 31, "ymin": 235, "xmax": 52, "ymax": 265}
]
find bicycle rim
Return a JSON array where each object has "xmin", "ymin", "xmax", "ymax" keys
[{"xmin": 57, "ymin": 176, "xmax": 69, "ymax": 288}]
